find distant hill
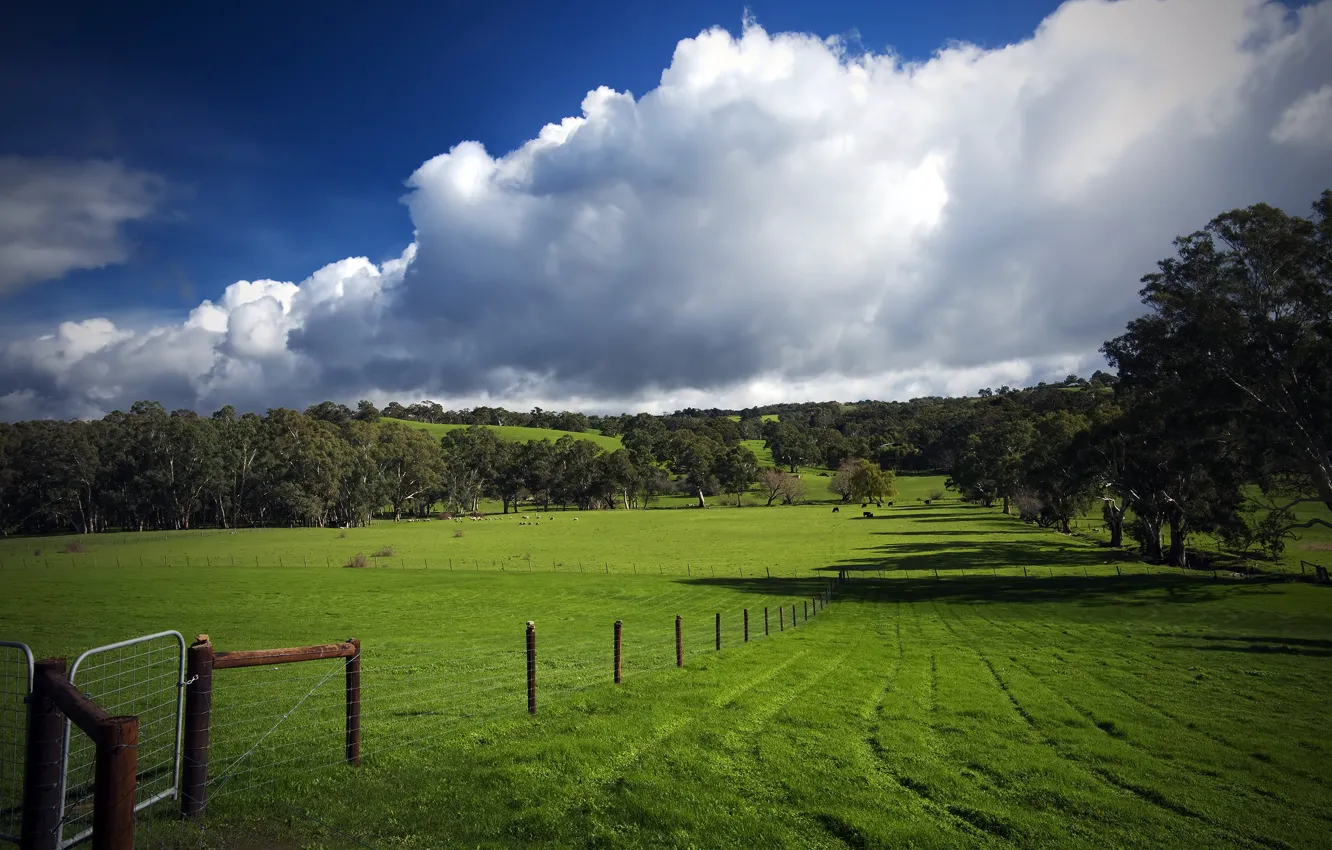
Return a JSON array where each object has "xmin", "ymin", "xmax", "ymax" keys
[{"xmin": 388, "ymin": 419, "xmax": 623, "ymax": 451}]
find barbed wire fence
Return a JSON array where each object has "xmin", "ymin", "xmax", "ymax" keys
[
  {"xmin": 0, "ymin": 642, "xmax": 33, "ymax": 846},
  {"xmin": 0, "ymin": 578, "xmax": 840, "ymax": 847}
]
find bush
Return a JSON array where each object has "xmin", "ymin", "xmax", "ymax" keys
[
  {"xmin": 344, "ymin": 553, "xmax": 369, "ymax": 568},
  {"xmin": 372, "ymin": 545, "xmax": 395, "ymax": 558},
  {"xmin": 31, "ymin": 549, "xmax": 41, "ymax": 557},
  {"xmin": 338, "ymin": 530, "xmax": 348, "ymax": 539},
  {"xmin": 63, "ymin": 540, "xmax": 86, "ymax": 554},
  {"xmin": 453, "ymin": 529, "xmax": 464, "ymax": 538},
  {"xmin": 928, "ymin": 488, "xmax": 946, "ymax": 501}
]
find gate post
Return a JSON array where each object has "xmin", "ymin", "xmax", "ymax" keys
[
  {"xmin": 21, "ymin": 658, "xmax": 65, "ymax": 850},
  {"xmin": 92, "ymin": 716, "xmax": 138, "ymax": 850},
  {"xmin": 181, "ymin": 637, "xmax": 213, "ymax": 820}
]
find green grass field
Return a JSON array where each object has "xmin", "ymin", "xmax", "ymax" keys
[
  {"xmin": 3, "ymin": 485, "xmax": 1330, "ymax": 848},
  {"xmin": 388, "ymin": 419, "xmax": 624, "ymax": 452}
]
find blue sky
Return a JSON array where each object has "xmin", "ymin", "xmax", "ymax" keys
[
  {"xmin": 1, "ymin": 0, "xmax": 1064, "ymax": 322},
  {"xmin": 1, "ymin": 0, "xmax": 1328, "ymax": 418}
]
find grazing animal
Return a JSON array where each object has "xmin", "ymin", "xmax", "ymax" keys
[
  {"xmin": 924, "ymin": 500, "xmax": 931, "ymax": 505},
  {"xmin": 875, "ymin": 501, "xmax": 882, "ymax": 508},
  {"xmin": 831, "ymin": 506, "xmax": 840, "ymax": 513},
  {"xmin": 861, "ymin": 503, "xmax": 868, "ymax": 508},
  {"xmin": 863, "ymin": 511, "xmax": 874, "ymax": 518},
  {"xmin": 887, "ymin": 501, "xmax": 893, "ymax": 507}
]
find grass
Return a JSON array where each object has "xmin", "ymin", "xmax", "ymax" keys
[
  {"xmin": 389, "ymin": 419, "xmax": 623, "ymax": 452},
  {"xmin": 2, "ymin": 485, "xmax": 1330, "ymax": 848}
]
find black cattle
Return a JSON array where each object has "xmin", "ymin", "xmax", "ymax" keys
[
  {"xmin": 832, "ymin": 506, "xmax": 840, "ymax": 513},
  {"xmin": 863, "ymin": 511, "xmax": 874, "ymax": 518}
]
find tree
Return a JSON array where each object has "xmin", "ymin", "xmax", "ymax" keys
[
  {"xmin": 439, "ymin": 426, "xmax": 499, "ymax": 514},
  {"xmin": 765, "ymin": 423, "xmax": 816, "ymax": 472},
  {"xmin": 375, "ymin": 420, "xmax": 442, "ymax": 519},
  {"xmin": 353, "ymin": 400, "xmax": 380, "ymax": 422},
  {"xmin": 1105, "ymin": 190, "xmax": 1332, "ymax": 520},
  {"xmin": 713, "ymin": 446, "xmax": 759, "ymax": 505},
  {"xmin": 664, "ymin": 430, "xmax": 719, "ymax": 508}
]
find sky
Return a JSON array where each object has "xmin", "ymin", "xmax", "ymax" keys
[{"xmin": 0, "ymin": 0, "xmax": 1329, "ymax": 420}]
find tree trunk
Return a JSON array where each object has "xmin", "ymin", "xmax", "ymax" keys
[
  {"xmin": 1002, "ymin": 495, "xmax": 1010, "ymax": 515},
  {"xmin": 1167, "ymin": 515, "xmax": 1188, "ymax": 568},
  {"xmin": 696, "ymin": 488, "xmax": 706, "ymax": 509},
  {"xmin": 1141, "ymin": 517, "xmax": 1163, "ymax": 562}
]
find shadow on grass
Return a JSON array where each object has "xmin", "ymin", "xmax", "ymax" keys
[
  {"xmin": 674, "ymin": 572, "xmax": 1285, "ymax": 607},
  {"xmin": 830, "ymin": 540, "xmax": 1137, "ymax": 573},
  {"xmin": 1160, "ymin": 642, "xmax": 1332, "ymax": 658}
]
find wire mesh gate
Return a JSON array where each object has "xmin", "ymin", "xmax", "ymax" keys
[
  {"xmin": 0, "ymin": 642, "xmax": 34, "ymax": 845},
  {"xmin": 58, "ymin": 632, "xmax": 185, "ymax": 848}
]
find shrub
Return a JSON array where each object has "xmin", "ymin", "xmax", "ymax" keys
[
  {"xmin": 338, "ymin": 530, "xmax": 348, "ymax": 539},
  {"xmin": 372, "ymin": 545, "xmax": 395, "ymax": 558},
  {"xmin": 344, "ymin": 553, "xmax": 369, "ymax": 568},
  {"xmin": 31, "ymin": 549, "xmax": 41, "ymax": 557},
  {"xmin": 453, "ymin": 529, "xmax": 464, "ymax": 538},
  {"xmin": 928, "ymin": 488, "xmax": 946, "ymax": 501},
  {"xmin": 63, "ymin": 540, "xmax": 86, "ymax": 554}
]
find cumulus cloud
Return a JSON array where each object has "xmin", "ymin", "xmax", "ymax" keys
[
  {"xmin": 1, "ymin": 0, "xmax": 1330, "ymax": 419},
  {"xmin": 0, "ymin": 157, "xmax": 165, "ymax": 293}
]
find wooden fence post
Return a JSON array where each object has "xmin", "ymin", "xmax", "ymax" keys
[
  {"xmin": 675, "ymin": 616, "xmax": 683, "ymax": 667},
  {"xmin": 526, "ymin": 622, "xmax": 537, "ymax": 713},
  {"xmin": 345, "ymin": 638, "xmax": 361, "ymax": 766},
  {"xmin": 22, "ymin": 658, "xmax": 65, "ymax": 850},
  {"xmin": 792, "ymin": 604, "xmax": 796, "ymax": 627},
  {"xmin": 181, "ymin": 636, "xmax": 213, "ymax": 819},
  {"xmin": 804, "ymin": 601, "xmax": 808, "ymax": 622},
  {"xmin": 743, "ymin": 609, "xmax": 749, "ymax": 643},
  {"xmin": 715, "ymin": 613, "xmax": 721, "ymax": 651},
  {"xmin": 614, "ymin": 621, "xmax": 622, "ymax": 684},
  {"xmin": 764, "ymin": 607, "xmax": 769, "ymax": 636},
  {"xmin": 779, "ymin": 607, "xmax": 784, "ymax": 632},
  {"xmin": 92, "ymin": 716, "xmax": 137, "ymax": 850}
]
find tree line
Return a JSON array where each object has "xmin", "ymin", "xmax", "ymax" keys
[{"xmin": 1, "ymin": 191, "xmax": 1327, "ymax": 568}]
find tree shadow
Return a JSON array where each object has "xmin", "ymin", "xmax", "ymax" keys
[
  {"xmin": 1158, "ymin": 642, "xmax": 1332, "ymax": 658},
  {"xmin": 876, "ymin": 530, "xmax": 1016, "ymax": 537},
  {"xmin": 673, "ymin": 572, "xmax": 1281, "ymax": 608},
  {"xmin": 829, "ymin": 540, "xmax": 1135, "ymax": 573}
]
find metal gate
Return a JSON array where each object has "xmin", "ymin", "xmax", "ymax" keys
[
  {"xmin": 58, "ymin": 631, "xmax": 185, "ymax": 848},
  {"xmin": 0, "ymin": 642, "xmax": 34, "ymax": 845}
]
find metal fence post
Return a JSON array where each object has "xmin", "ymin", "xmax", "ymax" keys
[
  {"xmin": 792, "ymin": 604, "xmax": 797, "ymax": 626},
  {"xmin": 715, "ymin": 613, "xmax": 721, "ymax": 651},
  {"xmin": 804, "ymin": 601, "xmax": 808, "ymax": 622},
  {"xmin": 345, "ymin": 638, "xmax": 361, "ymax": 766},
  {"xmin": 675, "ymin": 616, "xmax": 683, "ymax": 667},
  {"xmin": 614, "ymin": 621, "xmax": 622, "ymax": 684},
  {"xmin": 780, "ymin": 607, "xmax": 784, "ymax": 632},
  {"xmin": 92, "ymin": 716, "xmax": 137, "ymax": 850},
  {"xmin": 743, "ymin": 609, "xmax": 749, "ymax": 642},
  {"xmin": 181, "ymin": 637, "xmax": 213, "ymax": 819},
  {"xmin": 764, "ymin": 607, "xmax": 769, "ymax": 636},
  {"xmin": 22, "ymin": 658, "xmax": 65, "ymax": 850},
  {"xmin": 526, "ymin": 622, "xmax": 537, "ymax": 714}
]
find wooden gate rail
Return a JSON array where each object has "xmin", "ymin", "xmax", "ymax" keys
[
  {"xmin": 22, "ymin": 660, "xmax": 137, "ymax": 850},
  {"xmin": 180, "ymin": 636, "xmax": 359, "ymax": 821}
]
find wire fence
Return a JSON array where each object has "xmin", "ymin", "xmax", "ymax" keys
[
  {"xmin": 0, "ymin": 642, "xmax": 33, "ymax": 845},
  {"xmin": 1, "ymin": 581, "xmax": 839, "ymax": 847},
  {"xmin": 61, "ymin": 632, "xmax": 184, "ymax": 848}
]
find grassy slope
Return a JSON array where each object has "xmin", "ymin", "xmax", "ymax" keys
[
  {"xmin": 3, "ymin": 497, "xmax": 1330, "ymax": 847},
  {"xmin": 390, "ymin": 418, "xmax": 623, "ymax": 452}
]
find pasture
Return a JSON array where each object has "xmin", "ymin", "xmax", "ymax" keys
[{"xmin": 2, "ymin": 490, "xmax": 1330, "ymax": 848}]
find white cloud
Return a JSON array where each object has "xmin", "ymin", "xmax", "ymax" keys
[
  {"xmin": 1, "ymin": 0, "xmax": 1330, "ymax": 418},
  {"xmin": 1272, "ymin": 83, "xmax": 1332, "ymax": 146},
  {"xmin": 0, "ymin": 157, "xmax": 165, "ymax": 293}
]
